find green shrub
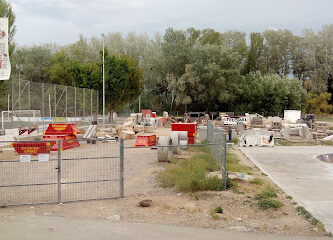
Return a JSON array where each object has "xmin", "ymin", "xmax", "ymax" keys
[
  {"xmin": 157, "ymin": 149, "xmax": 221, "ymax": 192},
  {"xmin": 250, "ymin": 177, "xmax": 264, "ymax": 185},
  {"xmin": 213, "ymin": 206, "xmax": 223, "ymax": 214},
  {"xmin": 258, "ymin": 199, "xmax": 283, "ymax": 210},
  {"xmin": 256, "ymin": 186, "xmax": 277, "ymax": 199}
]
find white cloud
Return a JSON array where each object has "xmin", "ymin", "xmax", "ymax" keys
[{"xmin": 10, "ymin": 0, "xmax": 333, "ymax": 46}]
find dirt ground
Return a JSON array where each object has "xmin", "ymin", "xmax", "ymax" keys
[{"xmin": 0, "ymin": 127, "xmax": 327, "ymax": 237}]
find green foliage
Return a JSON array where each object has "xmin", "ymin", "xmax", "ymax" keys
[
  {"xmin": 227, "ymin": 151, "xmax": 253, "ymax": 174},
  {"xmin": 8, "ymin": 24, "xmax": 333, "ymax": 115},
  {"xmin": 307, "ymin": 92, "xmax": 333, "ymax": 115},
  {"xmin": 157, "ymin": 148, "xmax": 221, "ymax": 192},
  {"xmin": 256, "ymin": 186, "xmax": 278, "ymax": 199},
  {"xmin": 257, "ymin": 199, "xmax": 284, "ymax": 210},
  {"xmin": 296, "ymin": 206, "xmax": 325, "ymax": 230},
  {"xmin": 250, "ymin": 177, "xmax": 264, "ymax": 186},
  {"xmin": 237, "ymin": 72, "xmax": 307, "ymax": 115}
]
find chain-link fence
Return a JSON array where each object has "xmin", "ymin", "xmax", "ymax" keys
[
  {"xmin": 0, "ymin": 139, "xmax": 122, "ymax": 206},
  {"xmin": 0, "ymin": 79, "xmax": 99, "ymax": 129},
  {"xmin": 207, "ymin": 121, "xmax": 227, "ymax": 189}
]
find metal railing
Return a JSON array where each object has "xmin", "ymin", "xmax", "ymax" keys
[
  {"xmin": 0, "ymin": 139, "xmax": 123, "ymax": 206},
  {"xmin": 207, "ymin": 121, "xmax": 227, "ymax": 189}
]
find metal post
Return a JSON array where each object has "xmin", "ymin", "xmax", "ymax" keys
[
  {"xmin": 54, "ymin": 85, "xmax": 56, "ymax": 118},
  {"xmin": 57, "ymin": 140, "xmax": 62, "ymax": 203},
  {"xmin": 120, "ymin": 138, "xmax": 124, "ymax": 198},
  {"xmin": 65, "ymin": 87, "xmax": 68, "ymax": 119},
  {"xmin": 28, "ymin": 81, "xmax": 31, "ymax": 123},
  {"xmin": 74, "ymin": 87, "xmax": 77, "ymax": 120},
  {"xmin": 102, "ymin": 33, "xmax": 105, "ymax": 129},
  {"xmin": 11, "ymin": 79, "xmax": 14, "ymax": 122},
  {"xmin": 83, "ymin": 88, "xmax": 85, "ymax": 118},
  {"xmin": 42, "ymin": 83, "xmax": 44, "ymax": 118},
  {"xmin": 138, "ymin": 56, "xmax": 142, "ymax": 113},
  {"xmin": 90, "ymin": 89, "xmax": 93, "ymax": 120},
  {"xmin": 96, "ymin": 90, "xmax": 99, "ymax": 122},
  {"xmin": 7, "ymin": 94, "xmax": 9, "ymax": 119},
  {"xmin": 222, "ymin": 134, "xmax": 227, "ymax": 190}
]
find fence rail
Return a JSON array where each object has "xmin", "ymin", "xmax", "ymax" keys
[
  {"xmin": 0, "ymin": 79, "xmax": 99, "ymax": 129},
  {"xmin": 0, "ymin": 139, "xmax": 122, "ymax": 206}
]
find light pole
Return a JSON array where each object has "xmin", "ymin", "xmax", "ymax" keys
[
  {"xmin": 138, "ymin": 56, "xmax": 142, "ymax": 113},
  {"xmin": 102, "ymin": 33, "xmax": 105, "ymax": 129}
]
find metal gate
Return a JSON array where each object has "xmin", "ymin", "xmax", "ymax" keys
[{"xmin": 0, "ymin": 139, "xmax": 123, "ymax": 206}]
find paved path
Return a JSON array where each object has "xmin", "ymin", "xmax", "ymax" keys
[
  {"xmin": 0, "ymin": 216, "xmax": 330, "ymax": 240},
  {"xmin": 240, "ymin": 146, "xmax": 333, "ymax": 233}
]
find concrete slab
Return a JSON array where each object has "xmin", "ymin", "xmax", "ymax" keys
[
  {"xmin": 240, "ymin": 146, "xmax": 333, "ymax": 233},
  {"xmin": 0, "ymin": 216, "xmax": 330, "ymax": 240}
]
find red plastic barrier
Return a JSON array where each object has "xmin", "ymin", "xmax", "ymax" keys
[
  {"xmin": 44, "ymin": 123, "xmax": 81, "ymax": 136},
  {"xmin": 171, "ymin": 123, "xmax": 197, "ymax": 144},
  {"xmin": 134, "ymin": 135, "xmax": 156, "ymax": 147},
  {"xmin": 12, "ymin": 142, "xmax": 52, "ymax": 155},
  {"xmin": 141, "ymin": 109, "xmax": 157, "ymax": 118},
  {"xmin": 42, "ymin": 135, "xmax": 80, "ymax": 151}
]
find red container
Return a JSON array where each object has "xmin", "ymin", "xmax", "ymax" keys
[
  {"xmin": 141, "ymin": 109, "xmax": 157, "ymax": 118},
  {"xmin": 171, "ymin": 123, "xmax": 197, "ymax": 144},
  {"xmin": 42, "ymin": 135, "xmax": 80, "ymax": 151},
  {"xmin": 134, "ymin": 135, "xmax": 156, "ymax": 147},
  {"xmin": 12, "ymin": 142, "xmax": 52, "ymax": 155},
  {"xmin": 159, "ymin": 117, "xmax": 166, "ymax": 125},
  {"xmin": 44, "ymin": 123, "xmax": 81, "ymax": 136}
]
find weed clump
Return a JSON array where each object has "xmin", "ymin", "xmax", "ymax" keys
[{"xmin": 258, "ymin": 199, "xmax": 284, "ymax": 210}]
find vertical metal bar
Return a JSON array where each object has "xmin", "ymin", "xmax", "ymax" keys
[
  {"xmin": 90, "ymin": 89, "xmax": 93, "ymax": 120},
  {"xmin": 222, "ymin": 134, "xmax": 227, "ymax": 190},
  {"xmin": 120, "ymin": 139, "xmax": 124, "ymax": 198},
  {"xmin": 11, "ymin": 79, "xmax": 14, "ymax": 122},
  {"xmin": 42, "ymin": 83, "xmax": 44, "ymax": 118},
  {"xmin": 74, "ymin": 87, "xmax": 77, "ymax": 120},
  {"xmin": 96, "ymin": 90, "xmax": 99, "ymax": 123},
  {"xmin": 83, "ymin": 88, "xmax": 86, "ymax": 117},
  {"xmin": 65, "ymin": 87, "xmax": 68, "ymax": 119},
  {"xmin": 57, "ymin": 140, "xmax": 62, "ymax": 203},
  {"xmin": 54, "ymin": 85, "xmax": 56, "ymax": 118},
  {"xmin": 28, "ymin": 81, "xmax": 31, "ymax": 124}
]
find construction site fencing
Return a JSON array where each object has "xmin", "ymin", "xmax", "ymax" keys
[
  {"xmin": 0, "ymin": 139, "xmax": 123, "ymax": 206},
  {"xmin": 0, "ymin": 79, "xmax": 99, "ymax": 129},
  {"xmin": 207, "ymin": 121, "xmax": 227, "ymax": 189}
]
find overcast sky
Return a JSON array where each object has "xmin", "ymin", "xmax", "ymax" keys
[{"xmin": 11, "ymin": 0, "xmax": 333, "ymax": 46}]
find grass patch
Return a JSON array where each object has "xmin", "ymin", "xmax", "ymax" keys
[
  {"xmin": 256, "ymin": 186, "xmax": 278, "ymax": 199},
  {"xmin": 250, "ymin": 177, "xmax": 264, "ymax": 186},
  {"xmin": 232, "ymin": 137, "xmax": 239, "ymax": 145},
  {"xmin": 255, "ymin": 186, "xmax": 283, "ymax": 210},
  {"xmin": 296, "ymin": 206, "xmax": 325, "ymax": 230},
  {"xmin": 157, "ymin": 147, "xmax": 222, "ymax": 192},
  {"xmin": 210, "ymin": 206, "xmax": 223, "ymax": 219},
  {"xmin": 227, "ymin": 152, "xmax": 254, "ymax": 175},
  {"xmin": 322, "ymin": 140, "xmax": 333, "ymax": 146},
  {"xmin": 276, "ymin": 139, "xmax": 316, "ymax": 146},
  {"xmin": 258, "ymin": 199, "xmax": 284, "ymax": 210}
]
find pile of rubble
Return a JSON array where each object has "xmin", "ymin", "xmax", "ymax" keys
[{"xmin": 96, "ymin": 111, "xmax": 169, "ymax": 140}]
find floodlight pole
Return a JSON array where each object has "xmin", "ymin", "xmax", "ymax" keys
[{"xmin": 102, "ymin": 33, "xmax": 105, "ymax": 129}]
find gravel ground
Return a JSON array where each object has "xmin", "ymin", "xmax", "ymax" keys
[{"xmin": 0, "ymin": 127, "xmax": 327, "ymax": 237}]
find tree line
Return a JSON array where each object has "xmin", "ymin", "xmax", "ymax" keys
[{"xmin": 2, "ymin": 0, "xmax": 333, "ymax": 116}]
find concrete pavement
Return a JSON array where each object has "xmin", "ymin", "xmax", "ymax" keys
[
  {"xmin": 0, "ymin": 216, "xmax": 330, "ymax": 240},
  {"xmin": 240, "ymin": 146, "xmax": 333, "ymax": 233}
]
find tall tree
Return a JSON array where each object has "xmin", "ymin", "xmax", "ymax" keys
[{"xmin": 242, "ymin": 33, "xmax": 264, "ymax": 74}]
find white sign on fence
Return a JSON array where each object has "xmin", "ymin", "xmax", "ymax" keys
[
  {"xmin": 0, "ymin": 18, "xmax": 10, "ymax": 80},
  {"xmin": 20, "ymin": 155, "xmax": 31, "ymax": 163},
  {"xmin": 38, "ymin": 154, "xmax": 49, "ymax": 162}
]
